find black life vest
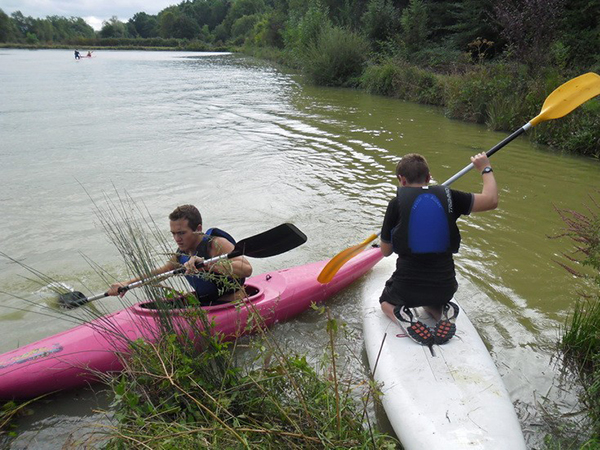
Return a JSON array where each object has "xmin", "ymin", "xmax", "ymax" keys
[
  {"xmin": 391, "ymin": 186, "xmax": 461, "ymax": 256},
  {"xmin": 177, "ymin": 228, "xmax": 243, "ymax": 301}
]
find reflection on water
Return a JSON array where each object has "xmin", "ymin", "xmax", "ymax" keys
[{"xmin": 1, "ymin": 49, "xmax": 599, "ymax": 447}]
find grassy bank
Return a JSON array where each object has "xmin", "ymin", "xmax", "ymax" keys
[
  {"xmin": 246, "ymin": 44, "xmax": 599, "ymax": 158},
  {"xmin": 555, "ymin": 197, "xmax": 600, "ymax": 443}
]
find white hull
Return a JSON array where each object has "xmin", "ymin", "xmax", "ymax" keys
[{"xmin": 363, "ymin": 293, "xmax": 526, "ymax": 449}]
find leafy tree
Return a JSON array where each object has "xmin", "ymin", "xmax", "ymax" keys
[
  {"xmin": 556, "ymin": 0, "xmax": 600, "ymax": 70},
  {"xmin": 362, "ymin": 0, "xmax": 400, "ymax": 48},
  {"xmin": 0, "ymin": 9, "xmax": 17, "ymax": 42},
  {"xmin": 231, "ymin": 14, "xmax": 260, "ymax": 43},
  {"xmin": 430, "ymin": 0, "xmax": 501, "ymax": 53},
  {"xmin": 208, "ymin": 0, "xmax": 231, "ymax": 30},
  {"xmin": 100, "ymin": 16, "xmax": 128, "ymax": 38},
  {"xmin": 10, "ymin": 11, "xmax": 33, "ymax": 38},
  {"xmin": 25, "ymin": 31, "xmax": 39, "ymax": 44},
  {"xmin": 229, "ymin": 0, "xmax": 266, "ymax": 20},
  {"xmin": 173, "ymin": 14, "xmax": 201, "ymax": 39},
  {"xmin": 400, "ymin": 0, "xmax": 429, "ymax": 52},
  {"xmin": 129, "ymin": 12, "xmax": 159, "ymax": 38},
  {"xmin": 295, "ymin": 2, "xmax": 331, "ymax": 50},
  {"xmin": 159, "ymin": 9, "xmax": 178, "ymax": 38},
  {"xmin": 33, "ymin": 19, "xmax": 53, "ymax": 42},
  {"xmin": 252, "ymin": 10, "xmax": 286, "ymax": 47},
  {"xmin": 224, "ymin": 0, "xmax": 266, "ymax": 33},
  {"xmin": 213, "ymin": 23, "xmax": 229, "ymax": 42}
]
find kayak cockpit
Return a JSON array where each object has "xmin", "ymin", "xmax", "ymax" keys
[{"xmin": 132, "ymin": 284, "xmax": 264, "ymax": 315}]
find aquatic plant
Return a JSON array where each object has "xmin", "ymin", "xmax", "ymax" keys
[{"xmin": 555, "ymin": 196, "xmax": 600, "ymax": 438}]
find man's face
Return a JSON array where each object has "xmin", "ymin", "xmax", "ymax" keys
[{"xmin": 170, "ymin": 219, "xmax": 201, "ymax": 253}]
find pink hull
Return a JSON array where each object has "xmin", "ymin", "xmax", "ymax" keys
[{"xmin": 0, "ymin": 248, "xmax": 382, "ymax": 400}]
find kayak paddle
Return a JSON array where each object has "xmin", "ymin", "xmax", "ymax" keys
[
  {"xmin": 316, "ymin": 233, "xmax": 380, "ymax": 284},
  {"xmin": 59, "ymin": 223, "xmax": 307, "ymax": 309},
  {"xmin": 318, "ymin": 72, "xmax": 600, "ymax": 284},
  {"xmin": 443, "ymin": 72, "xmax": 600, "ymax": 185}
]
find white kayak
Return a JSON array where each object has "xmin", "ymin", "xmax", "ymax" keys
[{"xmin": 363, "ymin": 292, "xmax": 526, "ymax": 449}]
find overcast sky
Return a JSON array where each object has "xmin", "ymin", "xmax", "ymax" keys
[{"xmin": 0, "ymin": 0, "xmax": 176, "ymax": 30}]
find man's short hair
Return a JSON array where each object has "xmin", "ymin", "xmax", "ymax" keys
[
  {"xmin": 169, "ymin": 205, "xmax": 202, "ymax": 230},
  {"xmin": 396, "ymin": 153, "xmax": 430, "ymax": 184}
]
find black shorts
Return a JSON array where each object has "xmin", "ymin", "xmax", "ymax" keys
[{"xmin": 379, "ymin": 277, "xmax": 458, "ymax": 308}]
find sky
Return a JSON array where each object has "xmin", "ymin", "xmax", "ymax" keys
[{"xmin": 0, "ymin": 0, "xmax": 177, "ymax": 30}]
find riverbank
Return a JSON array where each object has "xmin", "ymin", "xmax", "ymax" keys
[
  {"xmin": 3, "ymin": 40, "xmax": 597, "ymax": 157},
  {"xmin": 245, "ymin": 45, "xmax": 600, "ymax": 158}
]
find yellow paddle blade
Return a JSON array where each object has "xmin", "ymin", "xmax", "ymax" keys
[
  {"xmin": 530, "ymin": 72, "xmax": 600, "ymax": 126},
  {"xmin": 317, "ymin": 233, "xmax": 379, "ymax": 284}
]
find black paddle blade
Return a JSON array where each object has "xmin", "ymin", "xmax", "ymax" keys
[
  {"xmin": 234, "ymin": 223, "xmax": 307, "ymax": 258},
  {"xmin": 58, "ymin": 291, "xmax": 88, "ymax": 309}
]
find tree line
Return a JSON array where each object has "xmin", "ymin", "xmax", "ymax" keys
[{"xmin": 1, "ymin": 0, "xmax": 598, "ymax": 72}]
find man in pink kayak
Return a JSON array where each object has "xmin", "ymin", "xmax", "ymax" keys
[
  {"xmin": 378, "ymin": 152, "xmax": 498, "ymax": 345},
  {"xmin": 108, "ymin": 204, "xmax": 252, "ymax": 305}
]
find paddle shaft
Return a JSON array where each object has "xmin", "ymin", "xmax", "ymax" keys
[
  {"xmin": 85, "ymin": 252, "xmax": 234, "ymax": 303},
  {"xmin": 62, "ymin": 222, "xmax": 307, "ymax": 307},
  {"xmin": 442, "ymin": 124, "xmax": 530, "ymax": 186}
]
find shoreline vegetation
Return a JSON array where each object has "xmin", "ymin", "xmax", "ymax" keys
[{"xmin": 1, "ymin": 0, "xmax": 599, "ymax": 158}]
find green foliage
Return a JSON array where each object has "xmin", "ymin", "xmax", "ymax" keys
[
  {"xmin": 251, "ymin": 10, "xmax": 286, "ymax": 48},
  {"xmin": 300, "ymin": 25, "xmax": 369, "ymax": 87},
  {"xmin": 361, "ymin": 58, "xmax": 444, "ymax": 105},
  {"xmin": 556, "ymin": 198, "xmax": 600, "ymax": 438},
  {"xmin": 128, "ymin": 12, "xmax": 159, "ymax": 38},
  {"xmin": 25, "ymin": 32, "xmax": 38, "ymax": 44},
  {"xmin": 231, "ymin": 14, "xmax": 260, "ymax": 44},
  {"xmin": 0, "ymin": 9, "xmax": 16, "ymax": 42},
  {"xmin": 105, "ymin": 326, "xmax": 398, "ymax": 448},
  {"xmin": 286, "ymin": 1, "xmax": 331, "ymax": 52},
  {"xmin": 400, "ymin": 0, "xmax": 429, "ymax": 53},
  {"xmin": 443, "ymin": 65, "xmax": 525, "ymax": 124},
  {"xmin": 361, "ymin": 0, "xmax": 400, "ymax": 50},
  {"xmin": 556, "ymin": 0, "xmax": 600, "ymax": 71},
  {"xmin": 100, "ymin": 16, "xmax": 128, "ymax": 39},
  {"xmin": 533, "ymin": 99, "xmax": 600, "ymax": 157}
]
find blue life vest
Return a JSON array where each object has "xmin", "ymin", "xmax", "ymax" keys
[
  {"xmin": 177, "ymin": 228, "xmax": 242, "ymax": 302},
  {"xmin": 391, "ymin": 186, "xmax": 461, "ymax": 256}
]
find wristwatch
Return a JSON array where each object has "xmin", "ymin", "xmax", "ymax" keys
[{"xmin": 481, "ymin": 166, "xmax": 493, "ymax": 175}]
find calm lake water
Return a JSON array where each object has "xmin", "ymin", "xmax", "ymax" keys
[{"xmin": 1, "ymin": 49, "xmax": 599, "ymax": 448}]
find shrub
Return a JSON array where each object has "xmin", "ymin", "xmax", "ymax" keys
[{"xmin": 300, "ymin": 26, "xmax": 369, "ymax": 87}]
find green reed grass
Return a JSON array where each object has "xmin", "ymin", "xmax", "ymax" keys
[
  {"xmin": 555, "ymin": 198, "xmax": 600, "ymax": 440},
  {"xmin": 81, "ymin": 193, "xmax": 397, "ymax": 448}
]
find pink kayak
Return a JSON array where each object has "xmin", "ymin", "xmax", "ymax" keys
[{"xmin": 0, "ymin": 248, "xmax": 383, "ymax": 400}]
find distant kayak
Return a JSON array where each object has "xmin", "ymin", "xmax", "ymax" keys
[
  {"xmin": 0, "ymin": 248, "xmax": 383, "ymax": 400},
  {"xmin": 363, "ymin": 294, "xmax": 526, "ymax": 449}
]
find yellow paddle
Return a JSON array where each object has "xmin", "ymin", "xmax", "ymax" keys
[
  {"xmin": 316, "ymin": 233, "xmax": 380, "ymax": 283},
  {"xmin": 317, "ymin": 72, "xmax": 600, "ymax": 284}
]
